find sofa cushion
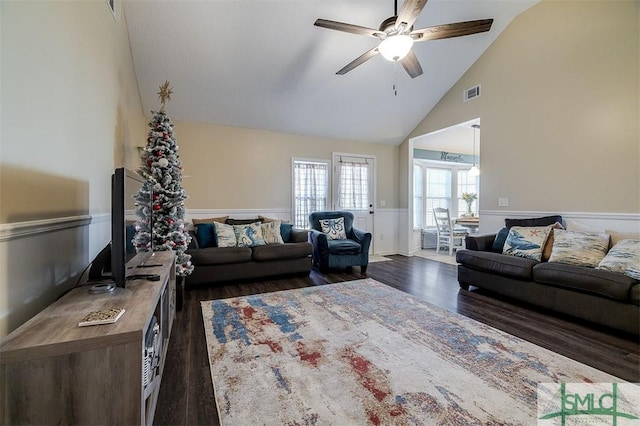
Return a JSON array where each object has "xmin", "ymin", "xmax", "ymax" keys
[
  {"xmin": 226, "ymin": 218, "xmax": 261, "ymax": 225},
  {"xmin": 214, "ymin": 222, "xmax": 238, "ymax": 247},
  {"xmin": 252, "ymin": 242, "xmax": 312, "ymax": 261},
  {"xmin": 504, "ymin": 215, "xmax": 563, "ymax": 228},
  {"xmin": 261, "ymin": 220, "xmax": 284, "ymax": 244},
  {"xmin": 548, "ymin": 229, "xmax": 610, "ymax": 268},
  {"xmin": 492, "ymin": 227, "xmax": 509, "ymax": 252},
  {"xmin": 281, "ymin": 223, "xmax": 294, "ymax": 242},
  {"xmin": 192, "ymin": 216, "xmax": 228, "ymax": 225},
  {"xmin": 320, "ymin": 217, "xmax": 347, "ymax": 240},
  {"xmin": 503, "ymin": 225, "xmax": 553, "ymax": 262},
  {"xmin": 327, "ymin": 239, "xmax": 361, "ymax": 255},
  {"xmin": 597, "ymin": 239, "xmax": 640, "ymax": 280},
  {"xmin": 456, "ymin": 249, "xmax": 538, "ymax": 280},
  {"xmin": 196, "ymin": 223, "xmax": 217, "ymax": 248},
  {"xmin": 188, "ymin": 247, "xmax": 252, "ymax": 265},
  {"xmin": 233, "ymin": 222, "xmax": 265, "ymax": 247},
  {"xmin": 542, "ymin": 223, "xmax": 565, "ymax": 262},
  {"xmin": 533, "ymin": 262, "xmax": 638, "ymax": 302},
  {"xmin": 630, "ymin": 284, "xmax": 640, "ymax": 306}
]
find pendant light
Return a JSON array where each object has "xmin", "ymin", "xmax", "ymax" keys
[{"xmin": 469, "ymin": 124, "xmax": 480, "ymax": 177}]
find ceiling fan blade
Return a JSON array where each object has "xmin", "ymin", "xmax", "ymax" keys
[
  {"xmin": 395, "ymin": 0, "xmax": 429, "ymax": 31},
  {"xmin": 411, "ymin": 19, "xmax": 494, "ymax": 42},
  {"xmin": 336, "ymin": 47, "xmax": 380, "ymax": 75},
  {"xmin": 400, "ymin": 50, "xmax": 423, "ymax": 79},
  {"xmin": 314, "ymin": 19, "xmax": 385, "ymax": 38}
]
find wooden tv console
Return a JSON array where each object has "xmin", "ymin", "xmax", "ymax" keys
[{"xmin": 0, "ymin": 251, "xmax": 176, "ymax": 425}]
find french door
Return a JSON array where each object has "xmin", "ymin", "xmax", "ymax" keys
[{"xmin": 332, "ymin": 153, "xmax": 376, "ymax": 253}]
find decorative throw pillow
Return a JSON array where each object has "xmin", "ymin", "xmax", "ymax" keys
[
  {"xmin": 214, "ymin": 222, "xmax": 237, "ymax": 248},
  {"xmin": 261, "ymin": 220, "xmax": 284, "ymax": 244},
  {"xmin": 192, "ymin": 216, "xmax": 228, "ymax": 225},
  {"xmin": 605, "ymin": 230, "xmax": 640, "ymax": 248},
  {"xmin": 541, "ymin": 222, "xmax": 565, "ymax": 262},
  {"xmin": 320, "ymin": 217, "xmax": 347, "ymax": 240},
  {"xmin": 492, "ymin": 227, "xmax": 510, "ymax": 252},
  {"xmin": 233, "ymin": 222, "xmax": 265, "ymax": 247},
  {"xmin": 548, "ymin": 230, "xmax": 610, "ymax": 268},
  {"xmin": 502, "ymin": 226, "xmax": 553, "ymax": 261},
  {"xmin": 196, "ymin": 223, "xmax": 217, "ymax": 248},
  {"xmin": 597, "ymin": 239, "xmax": 640, "ymax": 280},
  {"xmin": 280, "ymin": 223, "xmax": 293, "ymax": 243}
]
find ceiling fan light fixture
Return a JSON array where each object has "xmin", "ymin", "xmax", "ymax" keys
[{"xmin": 378, "ymin": 34, "xmax": 414, "ymax": 62}]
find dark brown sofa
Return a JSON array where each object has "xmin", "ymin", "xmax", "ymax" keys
[
  {"xmin": 456, "ymin": 216, "xmax": 639, "ymax": 336},
  {"xmin": 185, "ymin": 218, "xmax": 312, "ymax": 286}
]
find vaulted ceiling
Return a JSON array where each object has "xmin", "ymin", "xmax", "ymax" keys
[{"xmin": 124, "ymin": 0, "xmax": 539, "ymax": 145}]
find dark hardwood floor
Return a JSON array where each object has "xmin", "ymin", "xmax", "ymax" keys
[{"xmin": 154, "ymin": 255, "xmax": 639, "ymax": 426}]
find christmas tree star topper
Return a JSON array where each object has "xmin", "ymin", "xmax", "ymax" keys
[{"xmin": 157, "ymin": 80, "xmax": 173, "ymax": 110}]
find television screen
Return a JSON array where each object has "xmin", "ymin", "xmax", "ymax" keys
[{"xmin": 112, "ymin": 168, "xmax": 147, "ymax": 288}]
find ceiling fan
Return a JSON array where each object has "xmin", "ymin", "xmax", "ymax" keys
[{"xmin": 314, "ymin": 0, "xmax": 493, "ymax": 79}]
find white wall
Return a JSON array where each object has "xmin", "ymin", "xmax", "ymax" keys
[
  {"xmin": 400, "ymin": 0, "xmax": 639, "ymax": 255},
  {"xmin": 0, "ymin": 0, "xmax": 145, "ymax": 337}
]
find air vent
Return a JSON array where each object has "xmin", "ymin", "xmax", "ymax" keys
[{"xmin": 464, "ymin": 85, "xmax": 481, "ymax": 102}]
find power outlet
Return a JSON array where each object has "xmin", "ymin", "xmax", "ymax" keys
[{"xmin": 498, "ymin": 197, "xmax": 509, "ymax": 207}]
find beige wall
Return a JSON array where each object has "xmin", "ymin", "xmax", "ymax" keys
[
  {"xmin": 175, "ymin": 121, "xmax": 400, "ymax": 210},
  {"xmin": 0, "ymin": 0, "xmax": 145, "ymax": 336},
  {"xmin": 400, "ymin": 0, "xmax": 639, "ymax": 214}
]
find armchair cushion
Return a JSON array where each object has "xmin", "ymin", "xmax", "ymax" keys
[
  {"xmin": 320, "ymin": 217, "xmax": 347, "ymax": 240},
  {"xmin": 327, "ymin": 239, "xmax": 362, "ymax": 255}
]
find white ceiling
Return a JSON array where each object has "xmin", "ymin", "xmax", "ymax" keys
[
  {"xmin": 123, "ymin": 0, "xmax": 538, "ymax": 145},
  {"xmin": 413, "ymin": 118, "xmax": 479, "ymax": 155}
]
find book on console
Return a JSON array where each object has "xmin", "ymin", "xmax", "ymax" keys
[{"xmin": 78, "ymin": 308, "xmax": 125, "ymax": 327}]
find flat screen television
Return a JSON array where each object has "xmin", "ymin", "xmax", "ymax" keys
[
  {"xmin": 112, "ymin": 167, "xmax": 148, "ymax": 288},
  {"xmin": 88, "ymin": 168, "xmax": 149, "ymax": 289}
]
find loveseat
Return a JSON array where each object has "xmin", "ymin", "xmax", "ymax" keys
[
  {"xmin": 456, "ymin": 215, "xmax": 640, "ymax": 335},
  {"xmin": 185, "ymin": 216, "xmax": 313, "ymax": 286}
]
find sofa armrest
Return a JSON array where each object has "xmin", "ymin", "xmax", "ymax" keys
[
  {"xmin": 352, "ymin": 227, "xmax": 372, "ymax": 254},
  {"xmin": 187, "ymin": 230, "xmax": 199, "ymax": 249},
  {"xmin": 465, "ymin": 233, "xmax": 497, "ymax": 251},
  {"xmin": 289, "ymin": 228, "xmax": 309, "ymax": 243}
]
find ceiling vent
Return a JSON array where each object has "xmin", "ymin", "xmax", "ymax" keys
[{"xmin": 464, "ymin": 85, "xmax": 481, "ymax": 102}]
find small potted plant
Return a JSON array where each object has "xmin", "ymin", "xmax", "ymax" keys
[{"xmin": 462, "ymin": 192, "xmax": 478, "ymax": 217}]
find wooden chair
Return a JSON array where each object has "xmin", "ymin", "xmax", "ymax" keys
[{"xmin": 433, "ymin": 207, "xmax": 469, "ymax": 255}]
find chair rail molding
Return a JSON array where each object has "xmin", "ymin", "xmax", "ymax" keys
[{"xmin": 0, "ymin": 214, "xmax": 96, "ymax": 242}]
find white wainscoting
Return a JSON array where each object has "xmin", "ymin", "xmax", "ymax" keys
[
  {"xmin": 0, "ymin": 214, "xmax": 109, "ymax": 338},
  {"xmin": 408, "ymin": 210, "xmax": 639, "ymax": 256},
  {"xmin": 186, "ymin": 208, "xmax": 403, "ymax": 256},
  {"xmin": 480, "ymin": 210, "xmax": 640, "ymax": 235}
]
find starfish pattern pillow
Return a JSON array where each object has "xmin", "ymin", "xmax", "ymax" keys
[{"xmin": 502, "ymin": 225, "xmax": 553, "ymax": 261}]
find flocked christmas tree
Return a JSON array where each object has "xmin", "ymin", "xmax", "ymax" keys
[{"xmin": 133, "ymin": 81, "xmax": 193, "ymax": 277}]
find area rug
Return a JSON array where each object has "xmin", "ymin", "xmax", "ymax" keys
[
  {"xmin": 414, "ymin": 249, "xmax": 459, "ymax": 266},
  {"xmin": 202, "ymin": 279, "xmax": 627, "ymax": 425}
]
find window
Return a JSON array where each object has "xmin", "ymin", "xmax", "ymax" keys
[
  {"xmin": 457, "ymin": 170, "xmax": 478, "ymax": 217},
  {"xmin": 425, "ymin": 168, "xmax": 451, "ymax": 227},
  {"xmin": 292, "ymin": 159, "xmax": 329, "ymax": 228},
  {"xmin": 337, "ymin": 160, "xmax": 369, "ymax": 210},
  {"xmin": 413, "ymin": 161, "xmax": 479, "ymax": 228},
  {"xmin": 413, "ymin": 164, "xmax": 423, "ymax": 228}
]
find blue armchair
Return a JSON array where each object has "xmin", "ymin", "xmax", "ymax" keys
[{"xmin": 308, "ymin": 211, "xmax": 372, "ymax": 273}]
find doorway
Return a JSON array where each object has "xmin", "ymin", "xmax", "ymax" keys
[{"xmin": 331, "ymin": 152, "xmax": 376, "ymax": 254}]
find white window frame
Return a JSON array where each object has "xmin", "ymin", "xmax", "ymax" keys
[
  {"xmin": 291, "ymin": 158, "xmax": 331, "ymax": 228},
  {"xmin": 413, "ymin": 159, "xmax": 479, "ymax": 229}
]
